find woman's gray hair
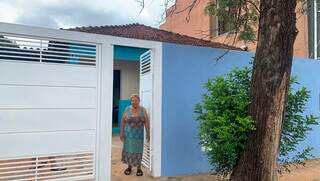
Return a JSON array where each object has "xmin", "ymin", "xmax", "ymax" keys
[{"xmin": 130, "ymin": 94, "xmax": 140, "ymax": 101}]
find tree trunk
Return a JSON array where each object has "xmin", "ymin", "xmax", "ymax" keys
[{"xmin": 230, "ymin": 0, "xmax": 298, "ymax": 181}]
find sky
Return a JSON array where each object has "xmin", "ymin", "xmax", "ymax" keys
[{"xmin": 0, "ymin": 0, "xmax": 171, "ymax": 29}]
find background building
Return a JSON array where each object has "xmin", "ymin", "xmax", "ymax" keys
[{"xmin": 161, "ymin": 0, "xmax": 320, "ymax": 59}]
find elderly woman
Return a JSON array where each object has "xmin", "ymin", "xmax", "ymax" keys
[{"xmin": 120, "ymin": 94, "xmax": 150, "ymax": 176}]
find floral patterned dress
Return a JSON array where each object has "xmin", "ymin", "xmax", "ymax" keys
[{"xmin": 121, "ymin": 106, "xmax": 145, "ymax": 167}]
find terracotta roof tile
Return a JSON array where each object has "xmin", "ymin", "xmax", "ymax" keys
[{"xmin": 65, "ymin": 23, "xmax": 241, "ymax": 50}]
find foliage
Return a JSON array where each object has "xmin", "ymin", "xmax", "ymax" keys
[
  {"xmin": 195, "ymin": 66, "xmax": 318, "ymax": 176},
  {"xmin": 279, "ymin": 76, "xmax": 318, "ymax": 173},
  {"xmin": 206, "ymin": 0, "xmax": 260, "ymax": 43},
  {"xmin": 205, "ymin": 0, "xmax": 307, "ymax": 43},
  {"xmin": 195, "ymin": 66, "xmax": 254, "ymax": 176}
]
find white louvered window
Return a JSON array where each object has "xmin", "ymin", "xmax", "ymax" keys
[
  {"xmin": 0, "ymin": 35, "xmax": 97, "ymax": 66},
  {"xmin": 0, "ymin": 152, "xmax": 94, "ymax": 181},
  {"xmin": 140, "ymin": 52, "xmax": 151, "ymax": 75}
]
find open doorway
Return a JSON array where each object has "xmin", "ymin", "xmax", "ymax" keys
[{"xmin": 111, "ymin": 45, "xmax": 152, "ymax": 180}]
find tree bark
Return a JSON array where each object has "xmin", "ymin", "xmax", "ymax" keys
[{"xmin": 230, "ymin": 0, "xmax": 298, "ymax": 181}]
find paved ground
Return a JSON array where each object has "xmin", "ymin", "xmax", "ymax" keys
[
  {"xmin": 111, "ymin": 135, "xmax": 320, "ymax": 181},
  {"xmin": 279, "ymin": 159, "xmax": 320, "ymax": 181},
  {"xmin": 111, "ymin": 135, "xmax": 220, "ymax": 181}
]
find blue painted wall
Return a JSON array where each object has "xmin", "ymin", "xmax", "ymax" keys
[
  {"xmin": 161, "ymin": 43, "xmax": 320, "ymax": 176},
  {"xmin": 114, "ymin": 45, "xmax": 148, "ymax": 61}
]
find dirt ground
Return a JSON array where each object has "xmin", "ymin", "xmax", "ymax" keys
[{"xmin": 111, "ymin": 136, "xmax": 320, "ymax": 181}]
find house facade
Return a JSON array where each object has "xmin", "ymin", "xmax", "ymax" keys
[
  {"xmin": 0, "ymin": 22, "xmax": 319, "ymax": 180},
  {"xmin": 160, "ymin": 0, "xmax": 319, "ymax": 59},
  {"xmin": 66, "ymin": 24, "xmax": 239, "ymax": 135},
  {"xmin": 0, "ymin": 22, "xmax": 239, "ymax": 180}
]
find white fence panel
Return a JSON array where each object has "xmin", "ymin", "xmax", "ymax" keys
[
  {"xmin": 0, "ymin": 24, "xmax": 107, "ymax": 180},
  {"xmin": 0, "ymin": 85, "xmax": 96, "ymax": 109},
  {"xmin": 0, "ymin": 61, "xmax": 97, "ymax": 87},
  {"xmin": 0, "ymin": 131, "xmax": 96, "ymax": 158},
  {"xmin": 0, "ymin": 109, "xmax": 97, "ymax": 133}
]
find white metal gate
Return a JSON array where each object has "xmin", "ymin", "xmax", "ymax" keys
[
  {"xmin": 0, "ymin": 23, "xmax": 110, "ymax": 181},
  {"xmin": 139, "ymin": 50, "xmax": 153, "ymax": 172}
]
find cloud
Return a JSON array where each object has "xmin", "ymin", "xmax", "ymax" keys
[
  {"xmin": 15, "ymin": 14, "xmax": 60, "ymax": 29},
  {"xmin": 14, "ymin": 1, "xmax": 139, "ymax": 28},
  {"xmin": 0, "ymin": 0, "xmax": 167, "ymax": 29},
  {"xmin": 15, "ymin": 4, "xmax": 132, "ymax": 28}
]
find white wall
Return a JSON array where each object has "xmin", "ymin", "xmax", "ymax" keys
[{"xmin": 114, "ymin": 60, "xmax": 140, "ymax": 99}]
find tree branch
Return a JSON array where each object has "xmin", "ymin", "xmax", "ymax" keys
[{"xmin": 244, "ymin": 0, "xmax": 260, "ymax": 13}]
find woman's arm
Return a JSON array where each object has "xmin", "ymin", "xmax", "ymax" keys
[{"xmin": 143, "ymin": 108, "xmax": 150, "ymax": 142}]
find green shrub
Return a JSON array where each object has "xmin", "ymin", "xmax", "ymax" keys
[
  {"xmin": 279, "ymin": 76, "xmax": 318, "ymax": 173},
  {"xmin": 195, "ymin": 66, "xmax": 318, "ymax": 176}
]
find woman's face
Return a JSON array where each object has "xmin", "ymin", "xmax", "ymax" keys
[{"xmin": 131, "ymin": 96, "xmax": 140, "ymax": 108}]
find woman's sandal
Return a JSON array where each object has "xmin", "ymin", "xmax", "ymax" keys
[
  {"xmin": 136, "ymin": 169, "xmax": 143, "ymax": 176},
  {"xmin": 124, "ymin": 167, "xmax": 132, "ymax": 175}
]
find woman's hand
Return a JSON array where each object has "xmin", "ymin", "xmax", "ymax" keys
[{"xmin": 120, "ymin": 132, "xmax": 124, "ymax": 142}]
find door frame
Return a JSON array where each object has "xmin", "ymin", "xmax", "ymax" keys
[{"xmin": 110, "ymin": 41, "xmax": 162, "ymax": 177}]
